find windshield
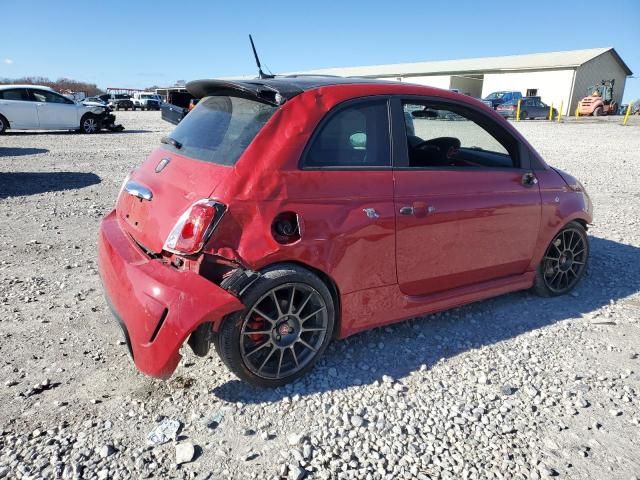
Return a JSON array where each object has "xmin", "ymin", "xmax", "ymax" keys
[
  {"xmin": 141, "ymin": 94, "xmax": 155, "ymax": 99},
  {"xmin": 485, "ymin": 92, "xmax": 506, "ymax": 100},
  {"xmin": 164, "ymin": 96, "xmax": 277, "ymax": 166}
]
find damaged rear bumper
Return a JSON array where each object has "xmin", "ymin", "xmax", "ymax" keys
[{"xmin": 97, "ymin": 210, "xmax": 244, "ymax": 379}]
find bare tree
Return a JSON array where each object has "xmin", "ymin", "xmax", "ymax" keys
[{"xmin": 0, "ymin": 76, "xmax": 102, "ymax": 96}]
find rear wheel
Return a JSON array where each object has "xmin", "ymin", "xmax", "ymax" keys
[
  {"xmin": 593, "ymin": 107, "xmax": 603, "ymax": 117},
  {"xmin": 520, "ymin": 110, "xmax": 528, "ymax": 120},
  {"xmin": 534, "ymin": 222, "xmax": 589, "ymax": 297},
  {"xmin": 216, "ymin": 264, "xmax": 335, "ymax": 387},
  {"xmin": 0, "ymin": 115, "xmax": 7, "ymax": 134}
]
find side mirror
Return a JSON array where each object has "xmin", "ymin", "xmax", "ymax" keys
[{"xmin": 349, "ymin": 132, "xmax": 367, "ymax": 149}]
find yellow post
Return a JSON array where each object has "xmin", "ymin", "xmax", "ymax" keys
[
  {"xmin": 623, "ymin": 102, "xmax": 633, "ymax": 126},
  {"xmin": 549, "ymin": 103, "xmax": 554, "ymax": 121},
  {"xmin": 557, "ymin": 101, "xmax": 563, "ymax": 123},
  {"xmin": 516, "ymin": 99, "xmax": 521, "ymax": 122},
  {"xmin": 575, "ymin": 105, "xmax": 580, "ymax": 118}
]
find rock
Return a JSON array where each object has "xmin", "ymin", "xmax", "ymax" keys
[
  {"xmin": 288, "ymin": 464, "xmax": 305, "ymax": 480},
  {"xmin": 477, "ymin": 374, "xmax": 489, "ymax": 385},
  {"xmin": 287, "ymin": 433, "xmax": 305, "ymax": 446},
  {"xmin": 350, "ymin": 415, "xmax": 364, "ymax": 428},
  {"xmin": 206, "ymin": 411, "xmax": 225, "ymax": 429},
  {"xmin": 575, "ymin": 396, "xmax": 589, "ymax": 408},
  {"xmin": 147, "ymin": 419, "xmax": 181, "ymax": 446},
  {"xmin": 175, "ymin": 442, "xmax": 196, "ymax": 465},
  {"xmin": 538, "ymin": 463, "xmax": 556, "ymax": 477},
  {"xmin": 97, "ymin": 469, "xmax": 109, "ymax": 480},
  {"xmin": 501, "ymin": 385, "xmax": 515, "ymax": 395},
  {"xmin": 99, "ymin": 444, "xmax": 115, "ymax": 458},
  {"xmin": 609, "ymin": 409, "xmax": 623, "ymax": 417},
  {"xmin": 302, "ymin": 443, "xmax": 312, "ymax": 460}
]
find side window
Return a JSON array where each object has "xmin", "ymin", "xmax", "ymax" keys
[
  {"xmin": 304, "ymin": 100, "xmax": 390, "ymax": 168},
  {"xmin": 30, "ymin": 89, "xmax": 73, "ymax": 104},
  {"xmin": 402, "ymin": 101, "xmax": 517, "ymax": 169},
  {"xmin": 0, "ymin": 88, "xmax": 29, "ymax": 101}
]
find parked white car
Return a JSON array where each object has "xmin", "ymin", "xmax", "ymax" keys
[
  {"xmin": 0, "ymin": 85, "xmax": 121, "ymax": 134},
  {"xmin": 131, "ymin": 92, "xmax": 162, "ymax": 110}
]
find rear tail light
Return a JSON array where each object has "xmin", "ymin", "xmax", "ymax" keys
[{"xmin": 163, "ymin": 199, "xmax": 227, "ymax": 255}]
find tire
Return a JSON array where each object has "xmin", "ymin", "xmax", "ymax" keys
[
  {"xmin": 533, "ymin": 221, "xmax": 589, "ymax": 297},
  {"xmin": 593, "ymin": 107, "xmax": 603, "ymax": 117},
  {"xmin": 80, "ymin": 114, "xmax": 100, "ymax": 134},
  {"xmin": 520, "ymin": 110, "xmax": 528, "ymax": 120},
  {"xmin": 216, "ymin": 264, "xmax": 335, "ymax": 387},
  {"xmin": 0, "ymin": 114, "xmax": 8, "ymax": 134}
]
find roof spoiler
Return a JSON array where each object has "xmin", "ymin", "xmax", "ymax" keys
[{"xmin": 186, "ymin": 79, "xmax": 304, "ymax": 106}]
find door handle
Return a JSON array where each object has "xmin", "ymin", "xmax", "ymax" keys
[
  {"xmin": 521, "ymin": 172, "xmax": 538, "ymax": 187},
  {"xmin": 399, "ymin": 204, "xmax": 436, "ymax": 216},
  {"xmin": 399, "ymin": 206, "xmax": 414, "ymax": 215}
]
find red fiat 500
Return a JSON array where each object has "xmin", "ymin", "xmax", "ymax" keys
[{"xmin": 98, "ymin": 77, "xmax": 592, "ymax": 387}]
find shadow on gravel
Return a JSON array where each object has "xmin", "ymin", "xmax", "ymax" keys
[
  {"xmin": 0, "ymin": 147, "xmax": 49, "ymax": 157},
  {"xmin": 212, "ymin": 236, "xmax": 640, "ymax": 403},
  {"xmin": 0, "ymin": 171, "xmax": 101, "ymax": 198}
]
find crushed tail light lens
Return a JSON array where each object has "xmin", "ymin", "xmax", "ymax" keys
[{"xmin": 163, "ymin": 199, "xmax": 227, "ymax": 255}]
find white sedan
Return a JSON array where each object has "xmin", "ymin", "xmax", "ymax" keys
[{"xmin": 0, "ymin": 85, "xmax": 121, "ymax": 134}]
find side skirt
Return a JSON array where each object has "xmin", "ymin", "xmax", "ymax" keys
[{"xmin": 338, "ymin": 271, "xmax": 535, "ymax": 338}]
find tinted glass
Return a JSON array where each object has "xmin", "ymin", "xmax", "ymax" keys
[
  {"xmin": 305, "ymin": 100, "xmax": 390, "ymax": 168},
  {"xmin": 0, "ymin": 88, "xmax": 29, "ymax": 101},
  {"xmin": 164, "ymin": 96, "xmax": 277, "ymax": 166},
  {"xmin": 403, "ymin": 101, "xmax": 516, "ymax": 168},
  {"xmin": 30, "ymin": 89, "xmax": 73, "ymax": 104}
]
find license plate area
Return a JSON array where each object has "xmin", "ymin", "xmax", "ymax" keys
[{"xmin": 120, "ymin": 194, "xmax": 146, "ymax": 232}]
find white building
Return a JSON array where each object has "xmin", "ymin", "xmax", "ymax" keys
[{"xmin": 298, "ymin": 48, "xmax": 632, "ymax": 115}]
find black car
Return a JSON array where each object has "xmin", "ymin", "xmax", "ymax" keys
[
  {"xmin": 497, "ymin": 97, "xmax": 557, "ymax": 120},
  {"xmin": 160, "ymin": 89, "xmax": 196, "ymax": 125}
]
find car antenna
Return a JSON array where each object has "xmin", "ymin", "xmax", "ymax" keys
[{"xmin": 249, "ymin": 34, "xmax": 274, "ymax": 79}]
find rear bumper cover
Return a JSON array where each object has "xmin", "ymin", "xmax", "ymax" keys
[{"xmin": 97, "ymin": 210, "xmax": 243, "ymax": 379}]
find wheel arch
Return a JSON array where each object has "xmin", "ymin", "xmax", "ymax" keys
[
  {"xmin": 530, "ymin": 214, "xmax": 590, "ymax": 272},
  {"xmin": 0, "ymin": 113, "xmax": 10, "ymax": 130}
]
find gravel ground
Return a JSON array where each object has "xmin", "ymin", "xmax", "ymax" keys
[{"xmin": 0, "ymin": 111, "xmax": 639, "ymax": 480}]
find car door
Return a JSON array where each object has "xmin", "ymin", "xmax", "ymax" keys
[
  {"xmin": 392, "ymin": 97, "xmax": 541, "ymax": 296},
  {"xmin": 29, "ymin": 89, "xmax": 79, "ymax": 129},
  {"xmin": 0, "ymin": 88, "xmax": 39, "ymax": 128},
  {"xmin": 288, "ymin": 97, "xmax": 396, "ymax": 295}
]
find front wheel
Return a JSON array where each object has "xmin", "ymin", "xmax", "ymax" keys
[
  {"xmin": 80, "ymin": 114, "xmax": 100, "ymax": 134},
  {"xmin": 520, "ymin": 110, "xmax": 528, "ymax": 120},
  {"xmin": 593, "ymin": 107, "xmax": 603, "ymax": 117},
  {"xmin": 534, "ymin": 221, "xmax": 589, "ymax": 297},
  {"xmin": 0, "ymin": 115, "xmax": 7, "ymax": 134},
  {"xmin": 216, "ymin": 264, "xmax": 335, "ymax": 387}
]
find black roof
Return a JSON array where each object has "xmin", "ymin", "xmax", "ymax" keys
[{"xmin": 186, "ymin": 76, "xmax": 395, "ymax": 105}]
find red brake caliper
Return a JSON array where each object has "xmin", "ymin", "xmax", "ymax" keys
[{"xmin": 247, "ymin": 316, "xmax": 268, "ymax": 344}]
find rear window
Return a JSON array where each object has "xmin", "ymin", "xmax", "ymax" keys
[{"xmin": 165, "ymin": 96, "xmax": 277, "ymax": 166}]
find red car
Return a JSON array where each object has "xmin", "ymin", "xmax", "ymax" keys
[{"xmin": 98, "ymin": 77, "xmax": 593, "ymax": 387}]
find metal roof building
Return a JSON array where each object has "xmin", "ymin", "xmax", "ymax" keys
[{"xmin": 297, "ymin": 48, "xmax": 632, "ymax": 115}]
